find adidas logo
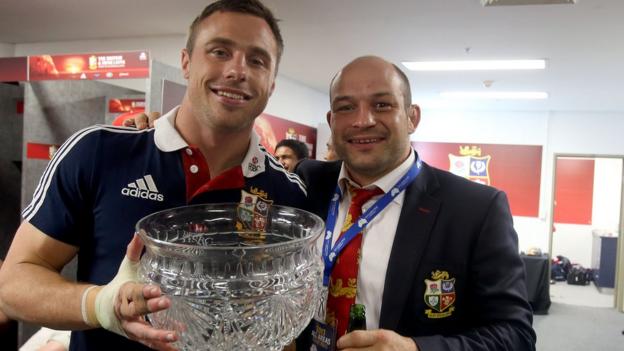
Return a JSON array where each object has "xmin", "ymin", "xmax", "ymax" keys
[{"xmin": 121, "ymin": 174, "xmax": 164, "ymax": 202}]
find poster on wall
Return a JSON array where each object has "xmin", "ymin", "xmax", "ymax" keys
[
  {"xmin": 0, "ymin": 57, "xmax": 28, "ymax": 82},
  {"xmin": 26, "ymin": 142, "xmax": 60, "ymax": 160},
  {"xmin": 108, "ymin": 98, "xmax": 145, "ymax": 126},
  {"xmin": 412, "ymin": 141, "xmax": 542, "ymax": 217},
  {"xmin": 254, "ymin": 113, "xmax": 317, "ymax": 158},
  {"xmin": 28, "ymin": 51, "xmax": 149, "ymax": 81}
]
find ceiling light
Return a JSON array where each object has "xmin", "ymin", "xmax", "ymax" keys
[
  {"xmin": 402, "ymin": 59, "xmax": 546, "ymax": 71},
  {"xmin": 482, "ymin": 0, "xmax": 576, "ymax": 6},
  {"xmin": 440, "ymin": 91, "xmax": 548, "ymax": 100}
]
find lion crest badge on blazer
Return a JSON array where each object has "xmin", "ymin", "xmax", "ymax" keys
[{"xmin": 424, "ymin": 270, "xmax": 456, "ymax": 319}]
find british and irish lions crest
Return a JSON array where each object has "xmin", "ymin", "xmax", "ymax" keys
[
  {"xmin": 424, "ymin": 270, "xmax": 456, "ymax": 319},
  {"xmin": 448, "ymin": 145, "xmax": 491, "ymax": 185},
  {"xmin": 236, "ymin": 188, "xmax": 273, "ymax": 243}
]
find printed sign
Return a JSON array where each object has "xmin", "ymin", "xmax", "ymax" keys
[{"xmin": 29, "ymin": 51, "xmax": 149, "ymax": 81}]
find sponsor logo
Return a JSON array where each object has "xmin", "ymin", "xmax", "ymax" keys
[{"xmin": 121, "ymin": 174, "xmax": 164, "ymax": 202}]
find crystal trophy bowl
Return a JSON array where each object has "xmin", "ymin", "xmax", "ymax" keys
[{"xmin": 136, "ymin": 203, "xmax": 324, "ymax": 351}]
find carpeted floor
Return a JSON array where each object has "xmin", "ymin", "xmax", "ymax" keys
[
  {"xmin": 550, "ymin": 281, "xmax": 614, "ymax": 308},
  {"xmin": 533, "ymin": 302, "xmax": 624, "ymax": 350}
]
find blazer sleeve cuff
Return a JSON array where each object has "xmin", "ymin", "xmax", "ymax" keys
[{"xmin": 412, "ymin": 335, "xmax": 449, "ymax": 351}]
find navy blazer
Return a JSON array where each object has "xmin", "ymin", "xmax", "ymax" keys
[{"xmin": 295, "ymin": 157, "xmax": 536, "ymax": 351}]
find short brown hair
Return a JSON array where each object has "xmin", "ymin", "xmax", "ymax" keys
[{"xmin": 186, "ymin": 0, "xmax": 284, "ymax": 68}]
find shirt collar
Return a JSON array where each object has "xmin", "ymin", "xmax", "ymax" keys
[
  {"xmin": 337, "ymin": 149, "xmax": 416, "ymax": 205},
  {"xmin": 240, "ymin": 131, "xmax": 266, "ymax": 178},
  {"xmin": 154, "ymin": 105, "xmax": 266, "ymax": 178},
  {"xmin": 154, "ymin": 105, "xmax": 187, "ymax": 152}
]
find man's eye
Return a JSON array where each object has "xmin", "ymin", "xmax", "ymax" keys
[
  {"xmin": 211, "ymin": 49, "xmax": 229, "ymax": 58},
  {"xmin": 250, "ymin": 57, "xmax": 266, "ymax": 67},
  {"xmin": 335, "ymin": 105, "xmax": 354, "ymax": 112},
  {"xmin": 375, "ymin": 102, "xmax": 392, "ymax": 110}
]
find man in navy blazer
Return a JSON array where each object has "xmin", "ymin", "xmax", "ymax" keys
[{"xmin": 295, "ymin": 56, "xmax": 536, "ymax": 350}]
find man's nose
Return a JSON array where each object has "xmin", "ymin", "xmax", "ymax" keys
[
  {"xmin": 224, "ymin": 52, "xmax": 247, "ymax": 81},
  {"xmin": 352, "ymin": 105, "xmax": 376, "ymax": 128}
]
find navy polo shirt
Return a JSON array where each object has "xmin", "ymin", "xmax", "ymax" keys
[{"xmin": 23, "ymin": 106, "xmax": 308, "ymax": 351}]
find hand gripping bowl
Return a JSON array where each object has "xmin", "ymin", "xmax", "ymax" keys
[{"xmin": 136, "ymin": 203, "xmax": 324, "ymax": 351}]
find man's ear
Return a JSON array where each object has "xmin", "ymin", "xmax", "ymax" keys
[
  {"xmin": 181, "ymin": 48, "xmax": 190, "ymax": 79},
  {"xmin": 326, "ymin": 110, "xmax": 332, "ymax": 125},
  {"xmin": 407, "ymin": 104, "xmax": 421, "ymax": 133}
]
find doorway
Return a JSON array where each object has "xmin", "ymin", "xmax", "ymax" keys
[{"xmin": 548, "ymin": 154, "xmax": 623, "ymax": 310}]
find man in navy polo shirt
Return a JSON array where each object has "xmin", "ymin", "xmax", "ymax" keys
[{"xmin": 0, "ymin": 1, "xmax": 305, "ymax": 350}]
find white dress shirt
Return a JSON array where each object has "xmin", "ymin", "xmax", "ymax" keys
[{"xmin": 325, "ymin": 150, "xmax": 416, "ymax": 330}]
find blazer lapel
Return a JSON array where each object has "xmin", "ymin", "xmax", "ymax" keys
[{"xmin": 379, "ymin": 163, "xmax": 440, "ymax": 330}]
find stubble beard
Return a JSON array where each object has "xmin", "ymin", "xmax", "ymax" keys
[{"xmin": 192, "ymin": 90, "xmax": 255, "ymax": 133}]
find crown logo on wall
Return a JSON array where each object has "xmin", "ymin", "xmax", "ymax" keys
[{"xmin": 459, "ymin": 145, "xmax": 482, "ymax": 156}]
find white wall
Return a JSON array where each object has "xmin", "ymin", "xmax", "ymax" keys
[
  {"xmin": 552, "ymin": 223, "xmax": 594, "ymax": 266},
  {"xmin": 265, "ymin": 74, "xmax": 327, "ymax": 127},
  {"xmin": 14, "ymin": 36, "xmax": 328, "ymax": 127},
  {"xmin": 0, "ymin": 42, "xmax": 15, "ymax": 57},
  {"xmin": 548, "ymin": 111, "xmax": 624, "ymax": 154},
  {"xmin": 593, "ymin": 158, "xmax": 623, "ymax": 232},
  {"xmin": 413, "ymin": 109, "xmax": 549, "ymax": 146}
]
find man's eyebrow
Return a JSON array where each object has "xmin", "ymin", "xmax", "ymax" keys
[
  {"xmin": 371, "ymin": 92, "xmax": 394, "ymax": 99},
  {"xmin": 203, "ymin": 37, "xmax": 235, "ymax": 48},
  {"xmin": 332, "ymin": 92, "xmax": 394, "ymax": 104},
  {"xmin": 331, "ymin": 95, "xmax": 353, "ymax": 105}
]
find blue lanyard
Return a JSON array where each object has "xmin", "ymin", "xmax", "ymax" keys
[{"xmin": 321, "ymin": 157, "xmax": 422, "ymax": 286}]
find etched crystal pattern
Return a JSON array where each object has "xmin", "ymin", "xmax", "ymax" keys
[{"xmin": 136, "ymin": 204, "xmax": 324, "ymax": 351}]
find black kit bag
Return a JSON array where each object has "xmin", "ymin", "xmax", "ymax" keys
[{"xmin": 567, "ymin": 265, "xmax": 589, "ymax": 285}]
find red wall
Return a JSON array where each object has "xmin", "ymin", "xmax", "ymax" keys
[{"xmin": 554, "ymin": 158, "xmax": 594, "ymax": 225}]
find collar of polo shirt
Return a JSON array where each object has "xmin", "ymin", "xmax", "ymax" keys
[{"xmin": 154, "ymin": 106, "xmax": 266, "ymax": 178}]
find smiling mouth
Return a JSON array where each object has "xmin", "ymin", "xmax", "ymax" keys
[
  {"xmin": 349, "ymin": 137, "xmax": 383, "ymax": 144},
  {"xmin": 212, "ymin": 89, "xmax": 251, "ymax": 101}
]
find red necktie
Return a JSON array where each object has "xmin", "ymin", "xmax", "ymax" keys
[{"xmin": 326, "ymin": 185, "xmax": 383, "ymax": 337}]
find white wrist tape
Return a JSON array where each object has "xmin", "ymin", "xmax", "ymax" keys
[
  {"xmin": 47, "ymin": 328, "xmax": 72, "ymax": 348},
  {"xmin": 81, "ymin": 285, "xmax": 98, "ymax": 327},
  {"xmin": 94, "ymin": 256, "xmax": 140, "ymax": 337}
]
